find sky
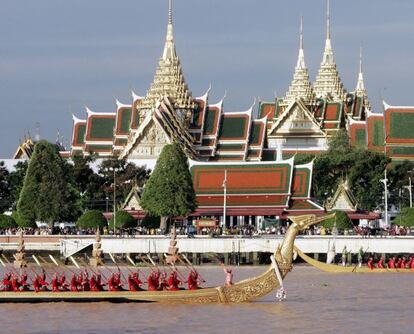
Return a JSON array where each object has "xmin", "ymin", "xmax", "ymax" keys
[{"xmin": 0, "ymin": 0, "xmax": 414, "ymax": 158}]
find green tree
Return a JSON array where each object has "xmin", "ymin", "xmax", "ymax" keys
[
  {"xmin": 321, "ymin": 210, "xmax": 353, "ymax": 230},
  {"xmin": 76, "ymin": 210, "xmax": 107, "ymax": 230},
  {"xmin": 394, "ymin": 207, "xmax": 414, "ymax": 227},
  {"xmin": 312, "ymin": 130, "xmax": 388, "ymax": 210},
  {"xmin": 140, "ymin": 143, "xmax": 197, "ymax": 232},
  {"xmin": 99, "ymin": 158, "xmax": 150, "ymax": 212},
  {"xmin": 0, "ymin": 214, "xmax": 17, "ymax": 229},
  {"xmin": 6, "ymin": 161, "xmax": 28, "ymax": 211},
  {"xmin": 0, "ymin": 161, "xmax": 11, "ymax": 213},
  {"xmin": 17, "ymin": 141, "xmax": 80, "ymax": 227},
  {"xmin": 12, "ymin": 211, "xmax": 36, "ymax": 228},
  {"xmin": 109, "ymin": 210, "xmax": 136, "ymax": 230}
]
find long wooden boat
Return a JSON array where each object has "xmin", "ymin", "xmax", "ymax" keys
[
  {"xmin": 0, "ymin": 214, "xmax": 332, "ymax": 303},
  {"xmin": 294, "ymin": 246, "xmax": 414, "ymax": 274}
]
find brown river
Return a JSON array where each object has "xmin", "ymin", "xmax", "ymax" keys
[{"xmin": 0, "ymin": 265, "xmax": 413, "ymax": 334}]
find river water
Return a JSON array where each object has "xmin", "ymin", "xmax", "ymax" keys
[{"xmin": 0, "ymin": 265, "xmax": 413, "ymax": 334}]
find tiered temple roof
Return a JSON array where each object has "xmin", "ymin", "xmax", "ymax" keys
[{"xmin": 190, "ymin": 158, "xmax": 323, "ymax": 217}]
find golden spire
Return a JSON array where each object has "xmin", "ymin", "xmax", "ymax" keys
[
  {"xmin": 313, "ymin": 0, "xmax": 346, "ymax": 100},
  {"xmin": 139, "ymin": 0, "xmax": 194, "ymax": 112},
  {"xmin": 284, "ymin": 16, "xmax": 314, "ymax": 105}
]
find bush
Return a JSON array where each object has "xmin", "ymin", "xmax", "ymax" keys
[
  {"xmin": 76, "ymin": 210, "xmax": 107, "ymax": 229},
  {"xmin": 109, "ymin": 210, "xmax": 136, "ymax": 229},
  {"xmin": 395, "ymin": 207, "xmax": 414, "ymax": 227},
  {"xmin": 321, "ymin": 210, "xmax": 353, "ymax": 230},
  {"xmin": 0, "ymin": 214, "xmax": 17, "ymax": 229}
]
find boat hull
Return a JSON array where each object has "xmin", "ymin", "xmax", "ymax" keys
[
  {"xmin": 0, "ymin": 267, "xmax": 282, "ymax": 303},
  {"xmin": 295, "ymin": 246, "xmax": 414, "ymax": 274}
]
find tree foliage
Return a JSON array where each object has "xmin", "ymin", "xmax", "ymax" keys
[
  {"xmin": 321, "ymin": 210, "xmax": 353, "ymax": 230},
  {"xmin": 16, "ymin": 141, "xmax": 81, "ymax": 227},
  {"xmin": 76, "ymin": 210, "xmax": 107, "ymax": 229},
  {"xmin": 394, "ymin": 207, "xmax": 414, "ymax": 227},
  {"xmin": 109, "ymin": 210, "xmax": 136, "ymax": 229},
  {"xmin": 0, "ymin": 214, "xmax": 17, "ymax": 229},
  {"xmin": 6, "ymin": 161, "xmax": 28, "ymax": 211},
  {"xmin": 0, "ymin": 161, "xmax": 11, "ymax": 213},
  {"xmin": 140, "ymin": 143, "xmax": 197, "ymax": 231},
  {"xmin": 98, "ymin": 158, "xmax": 150, "ymax": 212},
  {"xmin": 12, "ymin": 211, "xmax": 36, "ymax": 228},
  {"xmin": 313, "ymin": 130, "xmax": 388, "ymax": 210}
]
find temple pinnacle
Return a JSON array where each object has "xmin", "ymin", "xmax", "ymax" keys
[
  {"xmin": 284, "ymin": 16, "xmax": 314, "ymax": 104},
  {"xmin": 355, "ymin": 47, "xmax": 366, "ymax": 95},
  {"xmin": 168, "ymin": 0, "xmax": 172, "ymax": 25}
]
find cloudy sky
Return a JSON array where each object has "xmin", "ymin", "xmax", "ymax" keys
[{"xmin": 1, "ymin": 0, "xmax": 413, "ymax": 157}]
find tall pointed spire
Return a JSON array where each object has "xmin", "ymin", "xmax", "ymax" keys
[
  {"xmin": 163, "ymin": 0, "xmax": 176, "ymax": 60},
  {"xmin": 355, "ymin": 47, "xmax": 366, "ymax": 95},
  {"xmin": 284, "ymin": 16, "xmax": 314, "ymax": 104},
  {"xmin": 313, "ymin": 0, "xmax": 346, "ymax": 100},
  {"xmin": 139, "ymin": 0, "xmax": 194, "ymax": 112}
]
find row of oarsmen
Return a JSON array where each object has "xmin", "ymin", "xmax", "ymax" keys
[
  {"xmin": 367, "ymin": 256, "xmax": 414, "ymax": 270},
  {"xmin": 0, "ymin": 268, "xmax": 204, "ymax": 292}
]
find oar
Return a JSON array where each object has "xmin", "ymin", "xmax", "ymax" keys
[
  {"xmin": 181, "ymin": 254, "xmax": 206, "ymax": 283},
  {"xmin": 108, "ymin": 253, "xmax": 128, "ymax": 283},
  {"xmin": 162, "ymin": 253, "xmax": 187, "ymax": 282}
]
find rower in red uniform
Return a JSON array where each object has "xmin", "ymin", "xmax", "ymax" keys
[
  {"xmin": 95, "ymin": 272, "xmax": 105, "ymax": 291},
  {"xmin": 51, "ymin": 273, "xmax": 60, "ymax": 292},
  {"xmin": 39, "ymin": 270, "xmax": 49, "ymax": 291},
  {"xmin": 187, "ymin": 270, "xmax": 202, "ymax": 290},
  {"xmin": 132, "ymin": 272, "xmax": 144, "ymax": 291},
  {"xmin": 167, "ymin": 269, "xmax": 181, "ymax": 291},
  {"xmin": 11, "ymin": 274, "xmax": 21, "ymax": 292},
  {"xmin": 20, "ymin": 272, "xmax": 30, "ymax": 291},
  {"xmin": 82, "ymin": 271, "xmax": 91, "ymax": 292},
  {"xmin": 108, "ymin": 273, "xmax": 123, "ymax": 291},
  {"xmin": 388, "ymin": 256, "xmax": 396, "ymax": 269},
  {"xmin": 367, "ymin": 257, "xmax": 375, "ymax": 270},
  {"xmin": 159, "ymin": 271, "xmax": 168, "ymax": 291},
  {"xmin": 406, "ymin": 256, "xmax": 413, "ymax": 269},
  {"xmin": 399, "ymin": 256, "xmax": 407, "ymax": 269},
  {"xmin": 59, "ymin": 274, "xmax": 69, "ymax": 291},
  {"xmin": 2, "ymin": 273, "xmax": 12, "ymax": 292},
  {"xmin": 33, "ymin": 275, "xmax": 41, "ymax": 293},
  {"xmin": 127, "ymin": 273, "xmax": 140, "ymax": 291},
  {"xmin": 377, "ymin": 256, "xmax": 385, "ymax": 269},
  {"xmin": 70, "ymin": 273, "xmax": 79, "ymax": 292},
  {"xmin": 147, "ymin": 270, "xmax": 160, "ymax": 291},
  {"xmin": 396, "ymin": 257, "xmax": 402, "ymax": 269}
]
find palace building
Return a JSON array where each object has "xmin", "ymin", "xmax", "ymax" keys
[{"xmin": 68, "ymin": 1, "xmax": 414, "ymax": 164}]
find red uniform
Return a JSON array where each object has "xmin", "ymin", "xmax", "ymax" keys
[
  {"xmin": 70, "ymin": 274, "xmax": 79, "ymax": 292},
  {"xmin": 33, "ymin": 276, "xmax": 41, "ymax": 293},
  {"xmin": 167, "ymin": 271, "xmax": 181, "ymax": 291},
  {"xmin": 11, "ymin": 275, "xmax": 21, "ymax": 292},
  {"xmin": 127, "ymin": 274, "xmax": 139, "ymax": 291},
  {"xmin": 20, "ymin": 274, "xmax": 29, "ymax": 291},
  {"xmin": 2, "ymin": 274, "xmax": 12, "ymax": 292},
  {"xmin": 59, "ymin": 274, "xmax": 69, "ymax": 291},
  {"xmin": 159, "ymin": 272, "xmax": 168, "ymax": 291},
  {"xmin": 367, "ymin": 258, "xmax": 375, "ymax": 270},
  {"xmin": 396, "ymin": 258, "xmax": 402, "ymax": 269},
  {"xmin": 399, "ymin": 257, "xmax": 407, "ymax": 269},
  {"xmin": 187, "ymin": 270, "xmax": 201, "ymax": 290},
  {"xmin": 51, "ymin": 275, "xmax": 60, "ymax": 292},
  {"xmin": 388, "ymin": 257, "xmax": 396, "ymax": 269},
  {"xmin": 377, "ymin": 257, "xmax": 385, "ymax": 269},
  {"xmin": 147, "ymin": 271, "xmax": 160, "ymax": 291}
]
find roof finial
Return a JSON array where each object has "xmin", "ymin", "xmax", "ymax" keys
[
  {"xmin": 300, "ymin": 15, "xmax": 304, "ymax": 50},
  {"xmin": 168, "ymin": 0, "xmax": 172, "ymax": 25},
  {"xmin": 327, "ymin": 0, "xmax": 331, "ymax": 40},
  {"xmin": 355, "ymin": 46, "xmax": 366, "ymax": 95}
]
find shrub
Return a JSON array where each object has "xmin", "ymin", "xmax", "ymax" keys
[{"xmin": 76, "ymin": 210, "xmax": 107, "ymax": 229}]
